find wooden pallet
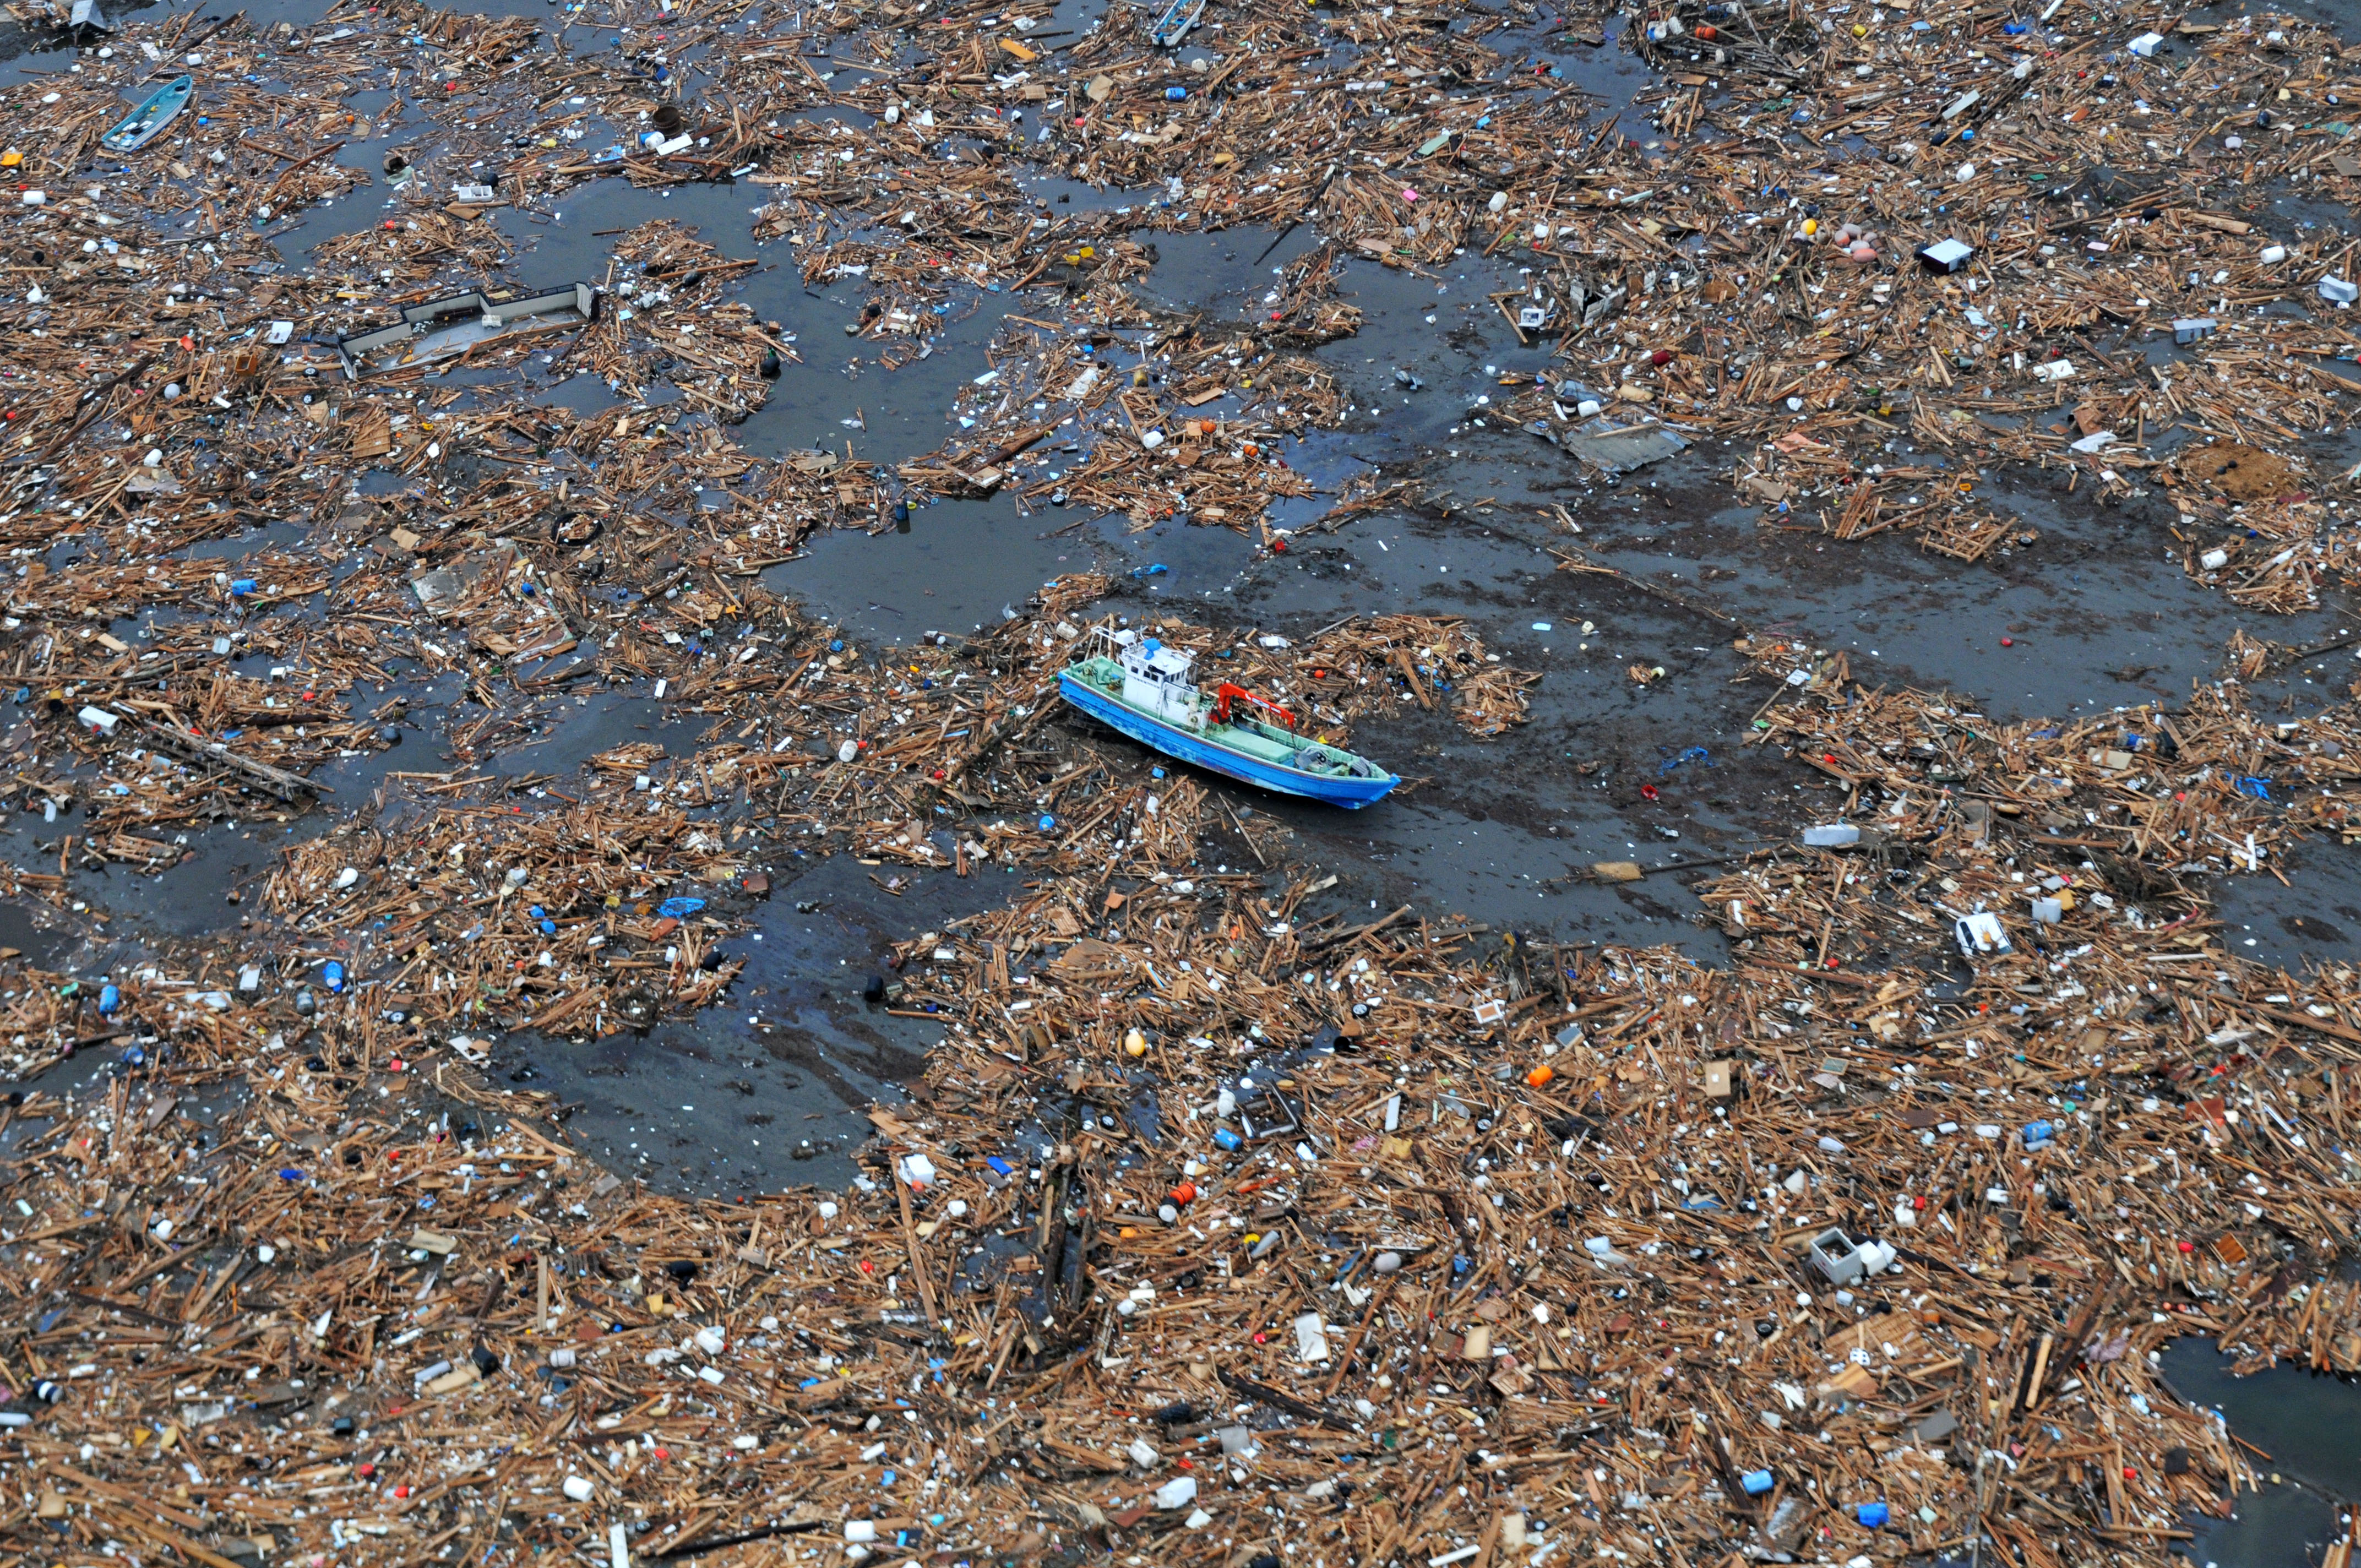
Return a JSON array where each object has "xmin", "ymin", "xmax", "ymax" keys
[{"xmin": 1918, "ymin": 512, "xmax": 2010, "ymax": 562}]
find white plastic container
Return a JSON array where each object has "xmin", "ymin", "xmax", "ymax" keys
[{"xmin": 1955, "ymin": 911, "xmax": 2012, "ymax": 956}]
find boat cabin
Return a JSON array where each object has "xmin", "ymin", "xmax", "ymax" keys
[{"xmin": 1116, "ymin": 634, "xmax": 1202, "ymax": 725}]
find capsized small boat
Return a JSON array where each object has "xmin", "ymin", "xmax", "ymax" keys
[
  {"xmin": 101, "ymin": 75, "xmax": 194, "ymax": 154},
  {"xmin": 1057, "ymin": 628, "xmax": 1397, "ymax": 808}
]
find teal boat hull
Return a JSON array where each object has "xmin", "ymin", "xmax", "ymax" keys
[{"xmin": 102, "ymin": 74, "xmax": 193, "ymax": 153}]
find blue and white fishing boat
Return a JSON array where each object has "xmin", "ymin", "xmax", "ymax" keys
[
  {"xmin": 1057, "ymin": 628, "xmax": 1398, "ymax": 808},
  {"xmin": 101, "ymin": 74, "xmax": 194, "ymax": 154}
]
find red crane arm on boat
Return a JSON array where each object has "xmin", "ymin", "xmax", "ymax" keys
[{"xmin": 1211, "ymin": 683, "xmax": 1296, "ymax": 729}]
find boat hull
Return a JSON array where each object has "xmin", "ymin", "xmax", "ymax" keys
[
  {"xmin": 102, "ymin": 75, "xmax": 192, "ymax": 152},
  {"xmin": 1057, "ymin": 672, "xmax": 1397, "ymax": 808}
]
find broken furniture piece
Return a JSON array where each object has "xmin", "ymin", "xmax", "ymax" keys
[{"xmin": 105, "ymin": 710, "xmax": 320, "ymax": 804}]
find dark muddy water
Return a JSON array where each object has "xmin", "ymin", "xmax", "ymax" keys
[
  {"xmin": 493, "ymin": 852, "xmax": 1015, "ymax": 1194},
  {"xmin": 12, "ymin": 6, "xmax": 2361, "ymax": 1194},
  {"xmin": 9, "ymin": 0, "xmax": 2361, "ymax": 1532},
  {"xmin": 2158, "ymin": 1338, "xmax": 2361, "ymax": 1567}
]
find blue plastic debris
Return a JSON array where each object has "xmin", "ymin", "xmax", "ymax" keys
[
  {"xmin": 985, "ymin": 1156, "xmax": 1015, "ymax": 1177},
  {"xmin": 1213, "ymin": 1128, "xmax": 1243, "ymax": 1151},
  {"xmin": 278, "ymin": 1168, "xmax": 306, "ymax": 1182},
  {"xmin": 1660, "ymin": 745, "xmax": 1711, "ymax": 775},
  {"xmin": 2025, "ymin": 1119, "xmax": 2056, "ymax": 1147},
  {"xmin": 656, "ymin": 896, "xmax": 706, "ymax": 919},
  {"xmin": 230, "ymin": 578, "xmax": 258, "ymax": 596},
  {"xmin": 2232, "ymin": 775, "xmax": 2273, "ymax": 801},
  {"xmin": 1131, "ymin": 563, "xmax": 1170, "ymax": 578},
  {"xmin": 323, "ymin": 960, "xmax": 346, "ymax": 993},
  {"xmin": 1038, "ymin": 814, "xmax": 1056, "ymax": 831},
  {"xmin": 1151, "ymin": 766, "xmax": 1166, "ymax": 779},
  {"xmin": 97, "ymin": 983, "xmax": 121, "ymax": 1015},
  {"xmin": 1165, "ymin": 86, "xmax": 1188, "ymax": 99},
  {"xmin": 1740, "ymin": 1469, "xmax": 1775, "ymax": 1495},
  {"xmin": 1858, "ymin": 1501, "xmax": 1891, "ymax": 1528}
]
